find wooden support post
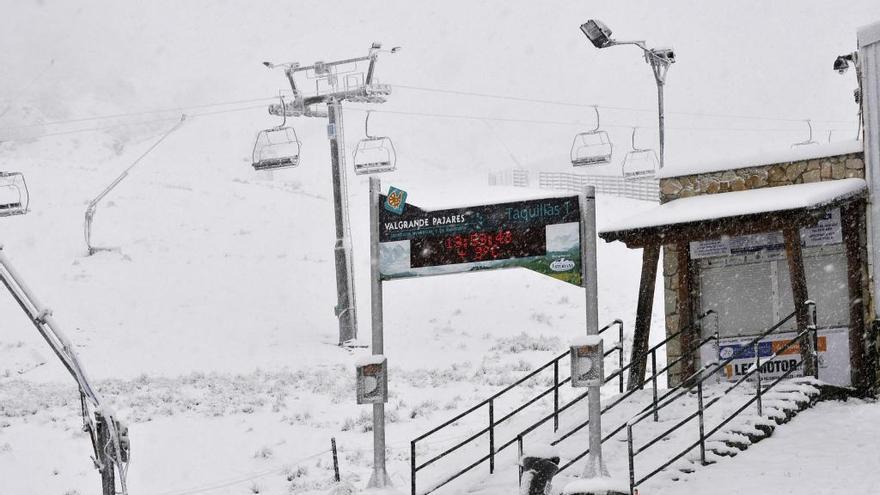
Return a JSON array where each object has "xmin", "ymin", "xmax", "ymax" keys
[
  {"xmin": 783, "ymin": 226, "xmax": 816, "ymax": 377},
  {"xmin": 628, "ymin": 243, "xmax": 661, "ymax": 391},
  {"xmin": 842, "ymin": 203, "xmax": 869, "ymax": 390},
  {"xmin": 676, "ymin": 241, "xmax": 696, "ymax": 381},
  {"xmin": 94, "ymin": 413, "xmax": 115, "ymax": 495}
]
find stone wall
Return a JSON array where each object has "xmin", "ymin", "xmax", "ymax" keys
[
  {"xmin": 659, "ymin": 152, "xmax": 865, "ymax": 204},
  {"xmin": 658, "ymin": 151, "xmax": 866, "ymax": 386}
]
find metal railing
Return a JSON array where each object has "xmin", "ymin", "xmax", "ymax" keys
[
  {"xmin": 514, "ymin": 310, "xmax": 720, "ymax": 480},
  {"xmin": 537, "ymin": 172, "xmax": 659, "ymax": 202},
  {"xmin": 624, "ymin": 302, "xmax": 819, "ymax": 495},
  {"xmin": 409, "ymin": 320, "xmax": 625, "ymax": 495},
  {"xmin": 488, "ymin": 169, "xmax": 530, "ymax": 188}
]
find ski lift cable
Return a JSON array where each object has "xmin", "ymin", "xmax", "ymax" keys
[
  {"xmin": 0, "ymin": 81, "xmax": 857, "ymax": 134},
  {"xmin": 393, "ymin": 83, "xmax": 856, "ymax": 125},
  {"xmin": 0, "ymin": 58, "xmax": 56, "ymax": 120},
  {"xmin": 0, "ymin": 104, "xmax": 266, "ymax": 144},
  {"xmin": 344, "ymin": 106, "xmax": 858, "ymax": 134},
  {"xmin": 0, "ymin": 96, "xmax": 278, "ymax": 132}
]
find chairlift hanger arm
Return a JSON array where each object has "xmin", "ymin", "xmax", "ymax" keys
[{"xmin": 603, "ymin": 39, "xmax": 672, "ymax": 84}]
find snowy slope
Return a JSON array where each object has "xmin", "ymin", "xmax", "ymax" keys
[
  {"xmin": 0, "ymin": 108, "xmax": 659, "ymax": 494},
  {"xmin": 2, "ymin": 2, "xmax": 876, "ymax": 494}
]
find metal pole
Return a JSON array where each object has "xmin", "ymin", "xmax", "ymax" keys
[
  {"xmin": 650, "ymin": 350, "xmax": 658, "ymax": 422},
  {"xmin": 410, "ymin": 441, "xmax": 417, "ymax": 495},
  {"xmin": 626, "ymin": 424, "xmax": 636, "ymax": 495},
  {"xmin": 328, "ymin": 101, "xmax": 358, "ymax": 345},
  {"xmin": 618, "ymin": 321, "xmax": 625, "ymax": 394},
  {"xmin": 697, "ymin": 381, "xmax": 706, "ymax": 465},
  {"xmin": 367, "ymin": 176, "xmax": 390, "ymax": 488},
  {"xmin": 489, "ymin": 399, "xmax": 495, "ymax": 473},
  {"xmin": 553, "ymin": 360, "xmax": 560, "ymax": 432},
  {"xmin": 331, "ymin": 437, "xmax": 340, "ymax": 482},
  {"xmin": 95, "ymin": 412, "xmax": 115, "ymax": 495},
  {"xmin": 656, "ymin": 77, "xmax": 665, "ymax": 170},
  {"xmin": 580, "ymin": 186, "xmax": 608, "ymax": 478},
  {"xmin": 805, "ymin": 301, "xmax": 819, "ymax": 379},
  {"xmin": 754, "ymin": 342, "xmax": 763, "ymax": 417},
  {"xmin": 517, "ymin": 435, "xmax": 524, "ymax": 486}
]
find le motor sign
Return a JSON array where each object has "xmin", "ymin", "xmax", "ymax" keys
[{"xmin": 378, "ymin": 188, "xmax": 584, "ymax": 286}]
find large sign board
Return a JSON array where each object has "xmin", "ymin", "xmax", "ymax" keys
[{"xmin": 378, "ymin": 190, "xmax": 583, "ymax": 286}]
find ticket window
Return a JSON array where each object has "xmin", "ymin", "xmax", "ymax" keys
[{"xmin": 698, "ymin": 245, "xmax": 848, "ymax": 339}]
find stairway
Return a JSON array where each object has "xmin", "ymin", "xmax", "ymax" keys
[{"xmin": 667, "ymin": 378, "xmax": 847, "ymax": 481}]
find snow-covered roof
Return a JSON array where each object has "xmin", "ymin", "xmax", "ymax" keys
[
  {"xmin": 658, "ymin": 140, "xmax": 863, "ymax": 179},
  {"xmin": 859, "ymin": 20, "xmax": 880, "ymax": 47},
  {"xmin": 600, "ymin": 178, "xmax": 867, "ymax": 235}
]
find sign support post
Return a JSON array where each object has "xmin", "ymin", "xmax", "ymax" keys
[
  {"xmin": 368, "ymin": 176, "xmax": 391, "ymax": 488},
  {"xmin": 580, "ymin": 185, "xmax": 608, "ymax": 478}
]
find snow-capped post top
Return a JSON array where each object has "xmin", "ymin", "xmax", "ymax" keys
[
  {"xmin": 356, "ymin": 355, "xmax": 388, "ymax": 404},
  {"xmin": 520, "ymin": 442, "xmax": 560, "ymax": 462},
  {"xmin": 561, "ymin": 477, "xmax": 629, "ymax": 495},
  {"xmin": 355, "ymin": 353, "xmax": 387, "ymax": 366},
  {"xmin": 570, "ymin": 337, "xmax": 604, "ymax": 387}
]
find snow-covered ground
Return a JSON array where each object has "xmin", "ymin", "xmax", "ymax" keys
[
  {"xmin": 663, "ymin": 398, "xmax": 880, "ymax": 495},
  {"xmin": 0, "ymin": 110, "xmax": 661, "ymax": 494},
  {"xmin": 2, "ymin": 3, "xmax": 878, "ymax": 493}
]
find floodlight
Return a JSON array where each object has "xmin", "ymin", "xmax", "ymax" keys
[
  {"xmin": 580, "ymin": 19, "xmax": 614, "ymax": 49},
  {"xmin": 579, "ymin": 20, "xmax": 674, "ymax": 169}
]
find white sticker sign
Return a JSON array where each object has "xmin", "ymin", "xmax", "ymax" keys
[{"xmin": 690, "ymin": 208, "xmax": 842, "ymax": 259}]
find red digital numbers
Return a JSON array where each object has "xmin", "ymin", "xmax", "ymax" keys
[{"xmin": 443, "ymin": 230, "xmax": 514, "ymax": 262}]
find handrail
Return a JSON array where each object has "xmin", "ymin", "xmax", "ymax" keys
[
  {"xmin": 514, "ymin": 310, "xmax": 720, "ymax": 486},
  {"xmin": 632, "ymin": 330, "xmax": 809, "ymax": 488},
  {"xmin": 550, "ymin": 331, "xmax": 721, "ymax": 447},
  {"xmin": 626, "ymin": 302, "xmax": 818, "ymax": 494},
  {"xmin": 629, "ymin": 310, "xmax": 796, "ymax": 428},
  {"xmin": 410, "ymin": 319, "xmax": 625, "ymax": 495}
]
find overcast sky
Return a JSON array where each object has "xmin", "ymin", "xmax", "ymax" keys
[{"xmin": 2, "ymin": 0, "xmax": 879, "ymax": 177}]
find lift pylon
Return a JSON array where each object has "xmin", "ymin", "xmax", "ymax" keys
[{"xmin": 0, "ymin": 245, "xmax": 130, "ymax": 495}]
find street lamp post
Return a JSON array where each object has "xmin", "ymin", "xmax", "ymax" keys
[{"xmin": 580, "ymin": 20, "xmax": 675, "ymax": 169}]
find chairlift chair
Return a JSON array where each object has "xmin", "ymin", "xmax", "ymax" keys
[
  {"xmin": 353, "ymin": 111, "xmax": 396, "ymax": 175},
  {"xmin": 252, "ymin": 97, "xmax": 301, "ymax": 171},
  {"xmin": 621, "ymin": 127, "xmax": 658, "ymax": 181},
  {"xmin": 791, "ymin": 120, "xmax": 819, "ymax": 148},
  {"xmin": 570, "ymin": 106, "xmax": 613, "ymax": 167},
  {"xmin": 0, "ymin": 171, "xmax": 29, "ymax": 217}
]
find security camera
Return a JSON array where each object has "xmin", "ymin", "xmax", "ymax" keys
[
  {"xmin": 834, "ymin": 56, "xmax": 850, "ymax": 74},
  {"xmin": 834, "ymin": 52, "xmax": 857, "ymax": 74},
  {"xmin": 651, "ymin": 47, "xmax": 676, "ymax": 63}
]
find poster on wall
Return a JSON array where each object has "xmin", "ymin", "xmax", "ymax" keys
[
  {"xmin": 699, "ymin": 327, "xmax": 851, "ymax": 387},
  {"xmin": 378, "ymin": 189, "xmax": 584, "ymax": 286},
  {"xmin": 689, "ymin": 208, "xmax": 842, "ymax": 260}
]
